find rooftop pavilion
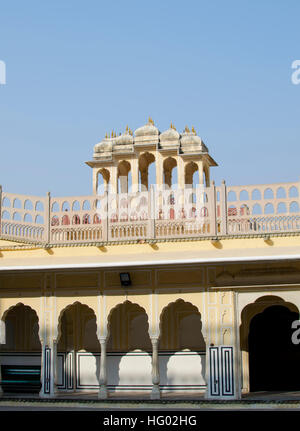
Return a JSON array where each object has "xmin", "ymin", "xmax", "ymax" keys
[{"xmin": 1, "ymin": 118, "xmax": 300, "ymax": 246}]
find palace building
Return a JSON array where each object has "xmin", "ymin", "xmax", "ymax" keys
[{"xmin": 1, "ymin": 118, "xmax": 300, "ymax": 399}]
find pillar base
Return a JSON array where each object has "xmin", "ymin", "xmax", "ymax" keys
[
  {"xmin": 150, "ymin": 384, "xmax": 160, "ymax": 400},
  {"xmin": 98, "ymin": 385, "xmax": 109, "ymax": 399}
]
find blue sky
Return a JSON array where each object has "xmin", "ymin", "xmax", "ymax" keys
[{"xmin": 0, "ymin": 0, "xmax": 300, "ymax": 196}]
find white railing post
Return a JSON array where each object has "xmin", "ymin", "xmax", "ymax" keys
[
  {"xmin": 45, "ymin": 192, "xmax": 51, "ymax": 244},
  {"xmin": 148, "ymin": 185, "xmax": 155, "ymax": 239},
  {"xmin": 209, "ymin": 181, "xmax": 217, "ymax": 236},
  {"xmin": 220, "ymin": 180, "xmax": 228, "ymax": 235}
]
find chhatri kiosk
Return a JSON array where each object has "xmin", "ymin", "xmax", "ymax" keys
[{"xmin": 0, "ymin": 118, "xmax": 300, "ymax": 399}]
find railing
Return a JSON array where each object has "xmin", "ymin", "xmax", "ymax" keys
[{"xmin": 1, "ymin": 180, "xmax": 300, "ymax": 245}]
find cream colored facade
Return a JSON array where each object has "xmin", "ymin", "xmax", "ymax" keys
[{"xmin": 1, "ymin": 119, "xmax": 300, "ymax": 399}]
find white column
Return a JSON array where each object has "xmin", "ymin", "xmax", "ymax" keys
[
  {"xmin": 98, "ymin": 337, "xmax": 108, "ymax": 399},
  {"xmin": 150, "ymin": 337, "xmax": 160, "ymax": 399}
]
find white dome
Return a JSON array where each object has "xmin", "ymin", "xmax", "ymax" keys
[
  {"xmin": 160, "ymin": 128, "xmax": 180, "ymax": 141},
  {"xmin": 116, "ymin": 132, "xmax": 133, "ymax": 145},
  {"xmin": 134, "ymin": 120, "xmax": 159, "ymax": 137},
  {"xmin": 94, "ymin": 139, "xmax": 113, "ymax": 153}
]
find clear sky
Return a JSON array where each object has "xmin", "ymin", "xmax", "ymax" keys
[{"xmin": 0, "ymin": 0, "xmax": 300, "ymax": 197}]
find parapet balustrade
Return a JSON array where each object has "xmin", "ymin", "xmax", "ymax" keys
[{"xmin": 1, "ymin": 181, "xmax": 300, "ymax": 245}]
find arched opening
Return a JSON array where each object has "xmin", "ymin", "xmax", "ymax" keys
[
  {"xmin": 107, "ymin": 301, "xmax": 152, "ymax": 392},
  {"xmin": 117, "ymin": 161, "xmax": 131, "ymax": 194},
  {"xmin": 57, "ymin": 303, "xmax": 100, "ymax": 392},
  {"xmin": 185, "ymin": 161, "xmax": 198, "ymax": 189},
  {"xmin": 97, "ymin": 168, "xmax": 110, "ymax": 195},
  {"xmin": 139, "ymin": 152, "xmax": 155, "ymax": 192},
  {"xmin": 163, "ymin": 157, "xmax": 177, "ymax": 190},
  {"xmin": 0, "ymin": 304, "xmax": 42, "ymax": 393},
  {"xmin": 159, "ymin": 299, "xmax": 206, "ymax": 391},
  {"xmin": 240, "ymin": 296, "xmax": 300, "ymax": 393}
]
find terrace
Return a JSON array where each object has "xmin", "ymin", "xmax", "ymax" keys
[{"xmin": 1, "ymin": 180, "xmax": 299, "ymax": 246}]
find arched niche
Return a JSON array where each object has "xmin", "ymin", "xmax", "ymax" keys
[
  {"xmin": 1, "ymin": 303, "xmax": 41, "ymax": 352},
  {"xmin": 158, "ymin": 299, "xmax": 206, "ymax": 390},
  {"xmin": 107, "ymin": 300, "xmax": 151, "ymax": 352},
  {"xmin": 57, "ymin": 302, "xmax": 100, "ymax": 352},
  {"xmin": 159, "ymin": 299, "xmax": 205, "ymax": 351}
]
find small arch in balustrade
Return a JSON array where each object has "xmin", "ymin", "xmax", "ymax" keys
[
  {"xmin": 94, "ymin": 199, "xmax": 101, "ymax": 210},
  {"xmin": 110, "ymin": 213, "xmax": 118, "ymax": 222},
  {"xmin": 13, "ymin": 198, "xmax": 22, "ymax": 209},
  {"xmin": 51, "ymin": 202, "xmax": 59, "ymax": 212},
  {"xmin": 120, "ymin": 198, "xmax": 128, "ymax": 209},
  {"xmin": 24, "ymin": 213, "xmax": 33, "ymax": 223},
  {"xmin": 227, "ymin": 191, "xmax": 237, "ymax": 202},
  {"xmin": 62, "ymin": 215, "xmax": 70, "ymax": 225},
  {"xmin": 120, "ymin": 212, "xmax": 128, "ymax": 222},
  {"xmin": 277, "ymin": 202, "xmax": 287, "ymax": 214},
  {"xmin": 251, "ymin": 189, "xmax": 261, "ymax": 200},
  {"xmin": 252, "ymin": 203, "xmax": 262, "ymax": 215},
  {"xmin": 72, "ymin": 200, "xmax": 80, "ymax": 211},
  {"xmin": 189, "ymin": 193, "xmax": 196, "ymax": 204},
  {"xmin": 82, "ymin": 200, "xmax": 91, "ymax": 211},
  {"xmin": 93, "ymin": 214, "xmax": 101, "ymax": 224},
  {"xmin": 240, "ymin": 204, "xmax": 250, "ymax": 216},
  {"xmin": 264, "ymin": 188, "xmax": 274, "ymax": 199},
  {"xmin": 239, "ymin": 190, "xmax": 249, "ymax": 201},
  {"xmin": 62, "ymin": 201, "xmax": 70, "ymax": 212},
  {"xmin": 276, "ymin": 187, "xmax": 286, "ymax": 199},
  {"xmin": 289, "ymin": 186, "xmax": 299, "ymax": 198},
  {"xmin": 130, "ymin": 212, "xmax": 138, "ymax": 221},
  {"xmin": 51, "ymin": 216, "xmax": 59, "ymax": 226},
  {"xmin": 35, "ymin": 215, "xmax": 44, "ymax": 224},
  {"xmin": 290, "ymin": 201, "xmax": 300, "ymax": 213},
  {"xmin": 203, "ymin": 192, "xmax": 208, "ymax": 203},
  {"xmin": 140, "ymin": 211, "xmax": 148, "ymax": 220},
  {"xmin": 2, "ymin": 210, "xmax": 10, "ymax": 220},
  {"xmin": 228, "ymin": 205, "xmax": 237, "ymax": 216},
  {"xmin": 180, "ymin": 208, "xmax": 186, "ymax": 219},
  {"xmin": 2, "ymin": 197, "xmax": 11, "ymax": 207},
  {"xmin": 13, "ymin": 212, "xmax": 22, "ymax": 221},
  {"xmin": 72, "ymin": 215, "xmax": 80, "ymax": 225},
  {"xmin": 139, "ymin": 196, "xmax": 148, "ymax": 207},
  {"xmin": 82, "ymin": 214, "xmax": 90, "ymax": 224},
  {"xmin": 264, "ymin": 203, "xmax": 274, "ymax": 214},
  {"xmin": 201, "ymin": 207, "xmax": 208, "ymax": 217},
  {"xmin": 168, "ymin": 193, "xmax": 175, "ymax": 205},
  {"xmin": 35, "ymin": 201, "xmax": 44, "ymax": 212},
  {"xmin": 189, "ymin": 207, "xmax": 196, "ymax": 218},
  {"xmin": 24, "ymin": 199, "xmax": 33, "ymax": 210}
]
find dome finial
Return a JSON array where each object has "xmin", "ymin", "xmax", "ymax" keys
[
  {"xmin": 148, "ymin": 116, "xmax": 154, "ymax": 125},
  {"xmin": 192, "ymin": 126, "xmax": 196, "ymax": 134},
  {"xmin": 126, "ymin": 125, "xmax": 129, "ymax": 133},
  {"xmin": 185, "ymin": 125, "xmax": 190, "ymax": 133}
]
